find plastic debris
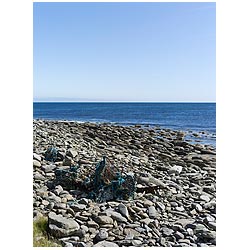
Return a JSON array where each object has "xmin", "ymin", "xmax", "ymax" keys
[
  {"xmin": 53, "ymin": 155, "xmax": 136, "ymax": 202},
  {"xmin": 45, "ymin": 147, "xmax": 58, "ymax": 162}
]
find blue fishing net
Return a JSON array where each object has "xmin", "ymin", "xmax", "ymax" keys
[
  {"xmin": 52, "ymin": 154, "xmax": 136, "ymax": 202},
  {"xmin": 45, "ymin": 147, "xmax": 58, "ymax": 162}
]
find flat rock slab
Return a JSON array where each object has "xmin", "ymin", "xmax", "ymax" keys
[
  {"xmin": 48, "ymin": 212, "xmax": 80, "ymax": 237},
  {"xmin": 93, "ymin": 215, "xmax": 113, "ymax": 225},
  {"xmin": 106, "ymin": 210, "xmax": 128, "ymax": 223},
  {"xmin": 93, "ymin": 241, "xmax": 119, "ymax": 247}
]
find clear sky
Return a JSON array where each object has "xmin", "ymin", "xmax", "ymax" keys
[{"xmin": 33, "ymin": 2, "xmax": 216, "ymax": 102}]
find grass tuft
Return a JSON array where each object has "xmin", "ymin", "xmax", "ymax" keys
[{"xmin": 33, "ymin": 216, "xmax": 61, "ymax": 247}]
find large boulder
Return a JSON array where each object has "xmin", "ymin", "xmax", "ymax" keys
[{"xmin": 48, "ymin": 212, "xmax": 80, "ymax": 237}]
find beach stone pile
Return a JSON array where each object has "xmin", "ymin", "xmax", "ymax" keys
[{"xmin": 33, "ymin": 120, "xmax": 216, "ymax": 247}]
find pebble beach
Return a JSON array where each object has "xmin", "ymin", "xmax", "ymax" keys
[{"xmin": 33, "ymin": 119, "xmax": 216, "ymax": 247}]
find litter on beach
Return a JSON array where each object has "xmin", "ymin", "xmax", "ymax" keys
[{"xmin": 52, "ymin": 153, "xmax": 136, "ymax": 202}]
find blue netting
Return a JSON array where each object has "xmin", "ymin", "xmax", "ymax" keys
[
  {"xmin": 52, "ymin": 154, "xmax": 136, "ymax": 202},
  {"xmin": 45, "ymin": 147, "xmax": 58, "ymax": 162}
]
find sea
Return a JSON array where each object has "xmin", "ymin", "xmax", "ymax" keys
[{"xmin": 33, "ymin": 102, "xmax": 216, "ymax": 147}]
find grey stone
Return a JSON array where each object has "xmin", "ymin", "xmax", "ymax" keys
[
  {"xmin": 33, "ymin": 153, "xmax": 42, "ymax": 162},
  {"xmin": 175, "ymin": 218, "xmax": 195, "ymax": 227},
  {"xmin": 194, "ymin": 223, "xmax": 216, "ymax": 240},
  {"xmin": 187, "ymin": 228, "xmax": 194, "ymax": 236},
  {"xmin": 34, "ymin": 173, "xmax": 45, "ymax": 180},
  {"xmin": 195, "ymin": 204, "xmax": 203, "ymax": 212},
  {"xmin": 67, "ymin": 149, "xmax": 78, "ymax": 158},
  {"xmin": 205, "ymin": 215, "xmax": 215, "ymax": 223},
  {"xmin": 64, "ymin": 242, "xmax": 73, "ymax": 247},
  {"xmin": 162, "ymin": 227, "xmax": 174, "ymax": 236},
  {"xmin": 175, "ymin": 206, "xmax": 185, "ymax": 212},
  {"xmin": 138, "ymin": 174, "xmax": 166, "ymax": 187},
  {"xmin": 48, "ymin": 194, "xmax": 61, "ymax": 203},
  {"xmin": 87, "ymin": 220, "xmax": 99, "ymax": 228},
  {"xmin": 48, "ymin": 212, "xmax": 80, "ymax": 237},
  {"xmin": 169, "ymin": 165, "xmax": 183, "ymax": 174},
  {"xmin": 42, "ymin": 164, "xmax": 56, "ymax": 173},
  {"xmin": 204, "ymin": 201, "xmax": 216, "ymax": 209},
  {"xmin": 33, "ymin": 159, "xmax": 41, "ymax": 168},
  {"xmin": 198, "ymin": 230, "xmax": 216, "ymax": 240},
  {"xmin": 78, "ymin": 242, "xmax": 86, "ymax": 247},
  {"xmin": 132, "ymin": 239, "xmax": 143, "ymax": 246},
  {"xmin": 124, "ymin": 228, "xmax": 141, "ymax": 237},
  {"xmin": 200, "ymin": 194, "xmax": 210, "ymax": 202},
  {"xmin": 172, "ymin": 224, "xmax": 183, "ymax": 231},
  {"xmin": 174, "ymin": 231, "xmax": 184, "ymax": 240},
  {"xmin": 140, "ymin": 217, "xmax": 153, "ymax": 225},
  {"xmin": 156, "ymin": 201, "xmax": 165, "ymax": 211},
  {"xmin": 70, "ymin": 203, "xmax": 86, "ymax": 212},
  {"xmin": 194, "ymin": 223, "xmax": 207, "ymax": 232},
  {"xmin": 178, "ymin": 239, "xmax": 191, "ymax": 244},
  {"xmin": 54, "ymin": 185, "xmax": 64, "ymax": 195},
  {"xmin": 78, "ymin": 198, "xmax": 90, "ymax": 205},
  {"xmin": 208, "ymin": 221, "xmax": 216, "ymax": 230},
  {"xmin": 42, "ymin": 200, "xmax": 49, "ymax": 206},
  {"xmin": 135, "ymin": 227, "xmax": 146, "ymax": 233},
  {"xmin": 80, "ymin": 225, "xmax": 89, "ymax": 233},
  {"xmin": 143, "ymin": 199, "xmax": 154, "ymax": 207},
  {"xmin": 148, "ymin": 206, "xmax": 158, "ymax": 218},
  {"xmin": 118, "ymin": 203, "xmax": 130, "ymax": 218},
  {"xmin": 94, "ymin": 215, "xmax": 113, "ymax": 225},
  {"xmin": 95, "ymin": 228, "xmax": 108, "ymax": 241},
  {"xmin": 107, "ymin": 210, "xmax": 127, "ymax": 222},
  {"xmin": 93, "ymin": 241, "xmax": 119, "ymax": 247}
]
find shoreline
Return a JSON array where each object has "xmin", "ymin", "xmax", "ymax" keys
[
  {"xmin": 33, "ymin": 118, "xmax": 216, "ymax": 148},
  {"xmin": 33, "ymin": 119, "xmax": 216, "ymax": 247}
]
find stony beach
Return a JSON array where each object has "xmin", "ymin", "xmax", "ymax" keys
[{"xmin": 33, "ymin": 119, "xmax": 216, "ymax": 247}]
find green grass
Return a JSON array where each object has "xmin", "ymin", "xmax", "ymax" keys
[{"xmin": 33, "ymin": 216, "xmax": 61, "ymax": 247}]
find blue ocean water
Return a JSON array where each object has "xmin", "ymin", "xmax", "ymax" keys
[{"xmin": 33, "ymin": 102, "xmax": 216, "ymax": 146}]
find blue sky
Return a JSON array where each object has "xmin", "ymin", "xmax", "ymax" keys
[{"xmin": 33, "ymin": 2, "xmax": 216, "ymax": 102}]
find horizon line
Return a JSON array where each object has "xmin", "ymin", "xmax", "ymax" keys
[{"xmin": 33, "ymin": 101, "xmax": 216, "ymax": 103}]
